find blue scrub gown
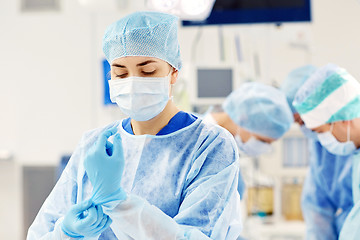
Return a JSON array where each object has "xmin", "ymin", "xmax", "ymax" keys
[
  {"xmin": 302, "ymin": 140, "xmax": 354, "ymax": 240},
  {"xmin": 339, "ymin": 151, "xmax": 360, "ymax": 240},
  {"xmin": 27, "ymin": 112, "xmax": 243, "ymax": 239}
]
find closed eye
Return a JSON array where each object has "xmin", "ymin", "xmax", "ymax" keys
[
  {"xmin": 116, "ymin": 73, "xmax": 128, "ymax": 78},
  {"xmin": 142, "ymin": 71, "xmax": 156, "ymax": 75}
]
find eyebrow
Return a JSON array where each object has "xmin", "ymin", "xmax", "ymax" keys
[
  {"xmin": 136, "ymin": 60, "xmax": 157, "ymax": 66},
  {"xmin": 111, "ymin": 63, "xmax": 126, "ymax": 68},
  {"xmin": 111, "ymin": 60, "xmax": 157, "ymax": 68}
]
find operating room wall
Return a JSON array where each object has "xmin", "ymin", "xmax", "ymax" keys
[
  {"xmin": 0, "ymin": 0, "xmax": 94, "ymax": 165},
  {"xmin": 1, "ymin": 0, "xmax": 360, "ymax": 239}
]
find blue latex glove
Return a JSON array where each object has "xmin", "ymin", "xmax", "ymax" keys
[
  {"xmin": 84, "ymin": 127, "xmax": 126, "ymax": 205},
  {"xmin": 62, "ymin": 199, "xmax": 112, "ymax": 238}
]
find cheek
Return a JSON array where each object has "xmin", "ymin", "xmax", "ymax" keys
[{"xmin": 333, "ymin": 128, "xmax": 348, "ymax": 142}]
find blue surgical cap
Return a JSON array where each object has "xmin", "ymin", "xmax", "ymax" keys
[
  {"xmin": 223, "ymin": 82, "xmax": 294, "ymax": 139},
  {"xmin": 293, "ymin": 63, "xmax": 360, "ymax": 128},
  {"xmin": 102, "ymin": 11, "xmax": 182, "ymax": 70},
  {"xmin": 280, "ymin": 65, "xmax": 317, "ymax": 113}
]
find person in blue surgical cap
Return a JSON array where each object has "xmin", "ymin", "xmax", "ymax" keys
[
  {"xmin": 203, "ymin": 82, "xmax": 294, "ymax": 199},
  {"xmin": 281, "ymin": 64, "xmax": 355, "ymax": 240},
  {"xmin": 291, "ymin": 64, "xmax": 360, "ymax": 240},
  {"xmin": 27, "ymin": 11, "xmax": 242, "ymax": 240},
  {"xmin": 204, "ymin": 82, "xmax": 293, "ymax": 157}
]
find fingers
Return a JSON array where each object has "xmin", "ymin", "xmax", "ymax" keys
[
  {"xmin": 67, "ymin": 201, "xmax": 112, "ymax": 238},
  {"xmin": 71, "ymin": 199, "xmax": 93, "ymax": 214},
  {"xmin": 105, "ymin": 140, "xmax": 113, "ymax": 156},
  {"xmin": 99, "ymin": 215, "xmax": 112, "ymax": 230},
  {"xmin": 112, "ymin": 133, "xmax": 124, "ymax": 158},
  {"xmin": 80, "ymin": 205, "xmax": 98, "ymax": 226},
  {"xmin": 96, "ymin": 215, "xmax": 112, "ymax": 233},
  {"xmin": 98, "ymin": 127, "xmax": 118, "ymax": 146},
  {"xmin": 84, "ymin": 208, "xmax": 112, "ymax": 237},
  {"xmin": 89, "ymin": 215, "xmax": 112, "ymax": 237},
  {"xmin": 90, "ymin": 205, "xmax": 104, "ymax": 228}
]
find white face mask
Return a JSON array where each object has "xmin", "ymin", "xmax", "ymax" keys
[
  {"xmin": 317, "ymin": 123, "xmax": 356, "ymax": 156},
  {"xmin": 109, "ymin": 72, "xmax": 171, "ymax": 121},
  {"xmin": 235, "ymin": 135, "xmax": 273, "ymax": 157}
]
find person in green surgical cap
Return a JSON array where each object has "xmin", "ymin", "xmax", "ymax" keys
[
  {"xmin": 281, "ymin": 64, "xmax": 356, "ymax": 240},
  {"xmin": 292, "ymin": 63, "xmax": 360, "ymax": 240}
]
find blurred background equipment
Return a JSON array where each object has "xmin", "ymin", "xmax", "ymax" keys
[
  {"xmin": 22, "ymin": 165, "xmax": 56, "ymax": 239},
  {"xmin": 21, "ymin": 0, "xmax": 61, "ymax": 12},
  {"xmin": 282, "ymin": 177, "xmax": 304, "ymax": 221},
  {"xmin": 182, "ymin": 0, "xmax": 311, "ymax": 26},
  {"xmin": 190, "ymin": 65, "xmax": 235, "ymax": 107},
  {"xmin": 146, "ymin": 0, "xmax": 216, "ymax": 20},
  {"xmin": 283, "ymin": 136, "xmax": 309, "ymax": 167}
]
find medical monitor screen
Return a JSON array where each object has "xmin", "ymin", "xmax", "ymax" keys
[
  {"xmin": 183, "ymin": 0, "xmax": 311, "ymax": 26},
  {"xmin": 197, "ymin": 68, "xmax": 233, "ymax": 98},
  {"xmin": 213, "ymin": 0, "xmax": 305, "ymax": 9}
]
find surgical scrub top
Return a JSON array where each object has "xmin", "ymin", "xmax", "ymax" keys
[
  {"xmin": 302, "ymin": 140, "xmax": 354, "ymax": 240},
  {"xmin": 338, "ymin": 152, "xmax": 360, "ymax": 240},
  {"xmin": 27, "ymin": 112, "xmax": 243, "ymax": 240}
]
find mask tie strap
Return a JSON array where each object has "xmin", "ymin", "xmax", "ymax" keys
[{"xmin": 168, "ymin": 69, "xmax": 174, "ymax": 100}]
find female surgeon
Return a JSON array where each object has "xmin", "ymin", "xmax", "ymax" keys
[{"xmin": 27, "ymin": 11, "xmax": 242, "ymax": 240}]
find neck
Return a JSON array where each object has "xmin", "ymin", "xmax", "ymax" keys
[
  {"xmin": 211, "ymin": 112, "xmax": 239, "ymax": 136},
  {"xmin": 130, "ymin": 101, "xmax": 180, "ymax": 135}
]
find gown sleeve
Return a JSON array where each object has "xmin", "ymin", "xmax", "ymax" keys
[{"xmin": 26, "ymin": 133, "xmax": 98, "ymax": 240}]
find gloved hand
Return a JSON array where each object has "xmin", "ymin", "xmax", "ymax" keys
[
  {"xmin": 84, "ymin": 127, "xmax": 126, "ymax": 205},
  {"xmin": 62, "ymin": 199, "xmax": 112, "ymax": 238}
]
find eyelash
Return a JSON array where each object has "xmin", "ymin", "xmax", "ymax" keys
[
  {"xmin": 115, "ymin": 71, "xmax": 155, "ymax": 78},
  {"xmin": 116, "ymin": 73, "xmax": 128, "ymax": 78},
  {"xmin": 142, "ymin": 71, "xmax": 155, "ymax": 75}
]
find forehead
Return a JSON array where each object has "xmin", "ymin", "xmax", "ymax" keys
[{"xmin": 111, "ymin": 56, "xmax": 167, "ymax": 66}]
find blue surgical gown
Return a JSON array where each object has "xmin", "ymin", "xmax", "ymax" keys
[
  {"xmin": 27, "ymin": 116, "xmax": 242, "ymax": 239},
  {"xmin": 302, "ymin": 140, "xmax": 353, "ymax": 240},
  {"xmin": 339, "ymin": 152, "xmax": 360, "ymax": 240},
  {"xmin": 201, "ymin": 113, "xmax": 245, "ymax": 199}
]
